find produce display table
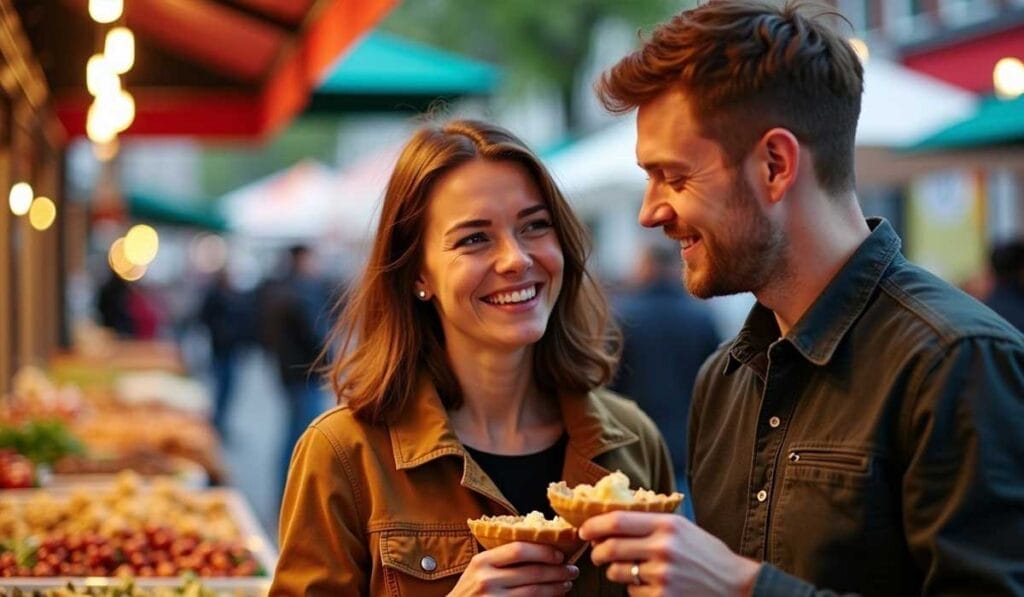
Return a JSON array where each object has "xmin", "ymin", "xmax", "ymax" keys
[{"xmin": 0, "ymin": 473, "xmax": 276, "ymax": 595}]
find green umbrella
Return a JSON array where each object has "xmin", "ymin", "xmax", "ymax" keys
[
  {"xmin": 308, "ymin": 32, "xmax": 501, "ymax": 113},
  {"xmin": 127, "ymin": 192, "xmax": 228, "ymax": 231},
  {"xmin": 910, "ymin": 94, "xmax": 1024, "ymax": 151}
]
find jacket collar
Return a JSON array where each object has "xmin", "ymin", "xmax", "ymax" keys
[
  {"xmin": 389, "ymin": 376, "xmax": 639, "ymax": 471},
  {"xmin": 726, "ymin": 218, "xmax": 901, "ymax": 375}
]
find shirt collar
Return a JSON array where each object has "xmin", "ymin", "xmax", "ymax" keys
[
  {"xmin": 726, "ymin": 218, "xmax": 901, "ymax": 373},
  {"xmin": 390, "ymin": 375, "xmax": 639, "ymax": 471}
]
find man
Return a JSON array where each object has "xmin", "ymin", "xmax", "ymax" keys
[
  {"xmin": 578, "ymin": 1, "xmax": 1024, "ymax": 595},
  {"xmin": 612, "ymin": 242, "xmax": 721, "ymax": 518}
]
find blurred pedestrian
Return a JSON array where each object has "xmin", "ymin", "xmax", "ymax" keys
[
  {"xmin": 985, "ymin": 240, "xmax": 1024, "ymax": 332},
  {"xmin": 198, "ymin": 269, "xmax": 245, "ymax": 440},
  {"xmin": 260, "ymin": 245, "xmax": 333, "ymax": 494},
  {"xmin": 612, "ymin": 242, "xmax": 720, "ymax": 517},
  {"xmin": 97, "ymin": 273, "xmax": 133, "ymax": 337}
]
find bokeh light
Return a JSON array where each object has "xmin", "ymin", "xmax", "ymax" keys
[
  {"xmin": 190, "ymin": 234, "xmax": 229, "ymax": 274},
  {"xmin": 124, "ymin": 224, "xmax": 159, "ymax": 266},
  {"xmin": 8, "ymin": 182, "xmax": 33, "ymax": 216},
  {"xmin": 28, "ymin": 197, "xmax": 56, "ymax": 231},
  {"xmin": 848, "ymin": 38, "xmax": 870, "ymax": 65},
  {"xmin": 994, "ymin": 57, "xmax": 1024, "ymax": 100},
  {"xmin": 89, "ymin": 0, "xmax": 123, "ymax": 24}
]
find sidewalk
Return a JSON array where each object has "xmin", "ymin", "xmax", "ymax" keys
[{"xmin": 219, "ymin": 348, "xmax": 287, "ymax": 541}]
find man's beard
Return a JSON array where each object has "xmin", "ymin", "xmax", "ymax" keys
[{"xmin": 683, "ymin": 174, "xmax": 786, "ymax": 299}]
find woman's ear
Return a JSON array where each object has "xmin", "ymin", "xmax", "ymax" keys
[
  {"xmin": 413, "ymin": 278, "xmax": 431, "ymax": 301},
  {"xmin": 754, "ymin": 127, "xmax": 800, "ymax": 204}
]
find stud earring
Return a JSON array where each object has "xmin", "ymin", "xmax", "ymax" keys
[{"xmin": 417, "ymin": 290, "xmax": 428, "ymax": 300}]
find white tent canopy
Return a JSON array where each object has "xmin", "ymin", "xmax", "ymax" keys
[{"xmin": 219, "ymin": 153, "xmax": 396, "ymax": 244}]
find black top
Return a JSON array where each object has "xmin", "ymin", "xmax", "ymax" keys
[
  {"xmin": 689, "ymin": 218, "xmax": 1024, "ymax": 596},
  {"xmin": 465, "ymin": 433, "xmax": 568, "ymax": 517}
]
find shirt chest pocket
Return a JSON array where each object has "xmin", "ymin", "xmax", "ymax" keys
[
  {"xmin": 770, "ymin": 443, "xmax": 901, "ymax": 567},
  {"xmin": 379, "ymin": 529, "xmax": 478, "ymax": 596}
]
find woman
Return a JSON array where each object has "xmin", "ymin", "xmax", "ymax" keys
[{"xmin": 272, "ymin": 120, "xmax": 674, "ymax": 596}]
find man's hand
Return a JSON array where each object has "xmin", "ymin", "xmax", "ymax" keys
[{"xmin": 579, "ymin": 511, "xmax": 761, "ymax": 596}]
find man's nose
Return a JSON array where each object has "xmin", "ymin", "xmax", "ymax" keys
[{"xmin": 638, "ymin": 190, "xmax": 675, "ymax": 229}]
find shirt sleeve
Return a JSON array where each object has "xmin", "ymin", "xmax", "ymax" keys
[
  {"xmin": 752, "ymin": 564, "xmax": 855, "ymax": 597},
  {"xmin": 271, "ymin": 426, "xmax": 369, "ymax": 596},
  {"xmin": 901, "ymin": 336, "xmax": 1024, "ymax": 594}
]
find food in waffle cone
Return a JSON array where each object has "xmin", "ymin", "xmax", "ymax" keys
[
  {"xmin": 467, "ymin": 511, "xmax": 583, "ymax": 558},
  {"xmin": 547, "ymin": 470, "xmax": 684, "ymax": 528}
]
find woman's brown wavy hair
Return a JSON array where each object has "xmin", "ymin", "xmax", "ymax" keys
[{"xmin": 325, "ymin": 119, "xmax": 620, "ymax": 425}]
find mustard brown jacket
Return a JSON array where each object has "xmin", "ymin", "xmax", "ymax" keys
[{"xmin": 271, "ymin": 378, "xmax": 675, "ymax": 596}]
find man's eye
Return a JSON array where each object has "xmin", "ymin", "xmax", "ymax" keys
[
  {"xmin": 666, "ymin": 178, "xmax": 686, "ymax": 189},
  {"xmin": 456, "ymin": 232, "xmax": 488, "ymax": 247}
]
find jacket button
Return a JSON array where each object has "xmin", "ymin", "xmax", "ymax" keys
[{"xmin": 420, "ymin": 555, "xmax": 437, "ymax": 572}]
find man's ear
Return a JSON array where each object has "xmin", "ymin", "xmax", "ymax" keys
[{"xmin": 754, "ymin": 128, "xmax": 800, "ymax": 204}]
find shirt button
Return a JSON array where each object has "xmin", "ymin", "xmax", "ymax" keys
[
  {"xmin": 420, "ymin": 556, "xmax": 437, "ymax": 572},
  {"xmin": 756, "ymin": 489, "xmax": 768, "ymax": 503},
  {"xmin": 768, "ymin": 416, "xmax": 781, "ymax": 428}
]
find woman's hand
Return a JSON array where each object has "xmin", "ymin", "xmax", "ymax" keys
[{"xmin": 448, "ymin": 541, "xmax": 579, "ymax": 596}]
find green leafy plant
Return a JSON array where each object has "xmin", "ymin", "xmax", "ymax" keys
[{"xmin": 0, "ymin": 419, "xmax": 85, "ymax": 466}]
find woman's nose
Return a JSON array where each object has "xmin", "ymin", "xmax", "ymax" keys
[{"xmin": 495, "ymin": 238, "xmax": 532, "ymax": 274}]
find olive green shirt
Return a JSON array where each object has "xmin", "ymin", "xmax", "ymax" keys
[{"xmin": 689, "ymin": 218, "xmax": 1024, "ymax": 595}]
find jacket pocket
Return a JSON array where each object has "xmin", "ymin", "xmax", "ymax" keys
[{"xmin": 379, "ymin": 529, "xmax": 478, "ymax": 596}]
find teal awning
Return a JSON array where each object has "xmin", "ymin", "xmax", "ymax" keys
[
  {"xmin": 127, "ymin": 193, "xmax": 227, "ymax": 231},
  {"xmin": 910, "ymin": 95, "xmax": 1024, "ymax": 151},
  {"xmin": 308, "ymin": 32, "xmax": 500, "ymax": 113}
]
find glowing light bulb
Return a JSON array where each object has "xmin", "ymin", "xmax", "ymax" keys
[
  {"xmin": 89, "ymin": 0, "xmax": 123, "ymax": 24},
  {"xmin": 9, "ymin": 182, "xmax": 33, "ymax": 216},
  {"xmin": 87, "ymin": 100, "xmax": 118, "ymax": 144},
  {"xmin": 87, "ymin": 54, "xmax": 120, "ymax": 97},
  {"xmin": 105, "ymin": 28, "xmax": 135, "ymax": 74},
  {"xmin": 994, "ymin": 57, "xmax": 1024, "ymax": 100},
  {"xmin": 28, "ymin": 197, "xmax": 56, "ymax": 231},
  {"xmin": 124, "ymin": 224, "xmax": 159, "ymax": 266}
]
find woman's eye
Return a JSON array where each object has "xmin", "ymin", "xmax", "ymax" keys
[
  {"xmin": 523, "ymin": 219, "xmax": 553, "ymax": 234},
  {"xmin": 456, "ymin": 232, "xmax": 488, "ymax": 248}
]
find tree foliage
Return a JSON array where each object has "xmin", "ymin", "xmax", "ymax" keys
[{"xmin": 381, "ymin": 0, "xmax": 686, "ymax": 129}]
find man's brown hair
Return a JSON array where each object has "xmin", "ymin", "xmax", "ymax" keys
[
  {"xmin": 596, "ymin": 0, "xmax": 863, "ymax": 195},
  {"xmin": 324, "ymin": 120, "xmax": 620, "ymax": 425}
]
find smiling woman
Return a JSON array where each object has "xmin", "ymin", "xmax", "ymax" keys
[
  {"xmin": 417, "ymin": 159, "xmax": 565, "ymax": 354},
  {"xmin": 271, "ymin": 120, "xmax": 676, "ymax": 596}
]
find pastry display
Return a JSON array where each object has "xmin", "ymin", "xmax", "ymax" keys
[
  {"xmin": 467, "ymin": 511, "xmax": 582, "ymax": 559},
  {"xmin": 547, "ymin": 471, "xmax": 683, "ymax": 527}
]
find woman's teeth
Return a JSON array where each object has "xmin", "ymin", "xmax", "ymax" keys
[{"xmin": 485, "ymin": 285, "xmax": 537, "ymax": 305}]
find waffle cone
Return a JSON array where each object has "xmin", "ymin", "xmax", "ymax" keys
[
  {"xmin": 547, "ymin": 481, "xmax": 684, "ymax": 528},
  {"xmin": 467, "ymin": 515, "xmax": 583, "ymax": 559}
]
